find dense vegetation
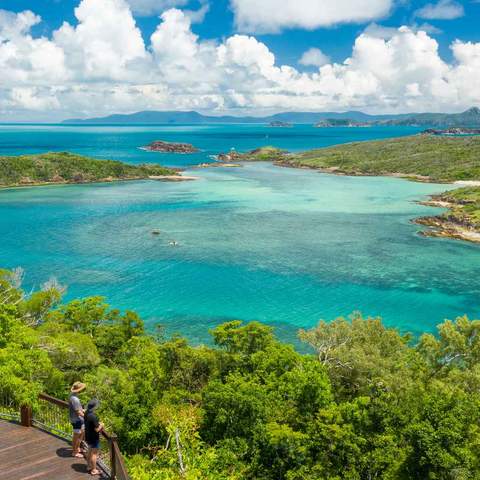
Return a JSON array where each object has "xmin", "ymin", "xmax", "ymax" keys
[
  {"xmin": 0, "ymin": 152, "xmax": 176, "ymax": 187},
  {"xmin": 2, "ymin": 268, "xmax": 480, "ymax": 479},
  {"xmin": 238, "ymin": 135, "xmax": 480, "ymax": 183}
]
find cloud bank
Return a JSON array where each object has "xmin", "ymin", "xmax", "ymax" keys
[{"xmin": 0, "ymin": 0, "xmax": 479, "ymax": 121}]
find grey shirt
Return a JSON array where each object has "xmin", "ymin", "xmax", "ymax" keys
[{"xmin": 69, "ymin": 394, "xmax": 83, "ymax": 423}]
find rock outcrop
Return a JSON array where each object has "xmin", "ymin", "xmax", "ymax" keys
[
  {"xmin": 142, "ymin": 141, "xmax": 199, "ymax": 153},
  {"xmin": 422, "ymin": 128, "xmax": 480, "ymax": 136},
  {"xmin": 269, "ymin": 121, "xmax": 292, "ymax": 127}
]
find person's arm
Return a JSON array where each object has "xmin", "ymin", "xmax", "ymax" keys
[
  {"xmin": 73, "ymin": 397, "xmax": 84, "ymax": 417},
  {"xmin": 94, "ymin": 416, "xmax": 104, "ymax": 433}
]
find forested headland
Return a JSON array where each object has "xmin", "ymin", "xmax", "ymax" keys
[
  {"xmin": 0, "ymin": 152, "xmax": 178, "ymax": 187},
  {"xmin": 2, "ymin": 267, "xmax": 480, "ymax": 479},
  {"xmin": 223, "ymin": 135, "xmax": 480, "ymax": 182}
]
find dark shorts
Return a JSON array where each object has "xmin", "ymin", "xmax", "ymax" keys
[
  {"xmin": 87, "ymin": 439, "xmax": 100, "ymax": 449},
  {"xmin": 71, "ymin": 420, "xmax": 84, "ymax": 433}
]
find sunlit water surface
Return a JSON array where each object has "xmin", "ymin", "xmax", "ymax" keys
[{"xmin": 0, "ymin": 124, "xmax": 478, "ymax": 343}]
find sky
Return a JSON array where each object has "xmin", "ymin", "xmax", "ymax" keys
[{"xmin": 0, "ymin": 0, "xmax": 479, "ymax": 121}]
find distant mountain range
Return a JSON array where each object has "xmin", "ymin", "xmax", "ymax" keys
[{"xmin": 63, "ymin": 107, "xmax": 480, "ymax": 127}]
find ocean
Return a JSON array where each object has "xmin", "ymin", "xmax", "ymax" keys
[{"xmin": 1, "ymin": 123, "xmax": 478, "ymax": 344}]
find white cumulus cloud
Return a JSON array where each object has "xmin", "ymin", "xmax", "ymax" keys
[
  {"xmin": 230, "ymin": 0, "xmax": 394, "ymax": 33},
  {"xmin": 415, "ymin": 0, "xmax": 464, "ymax": 20},
  {"xmin": 299, "ymin": 48, "xmax": 331, "ymax": 67},
  {"xmin": 53, "ymin": 0, "xmax": 148, "ymax": 81}
]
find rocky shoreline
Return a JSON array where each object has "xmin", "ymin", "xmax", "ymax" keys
[
  {"xmin": 415, "ymin": 216, "xmax": 480, "ymax": 243},
  {"xmin": 414, "ymin": 197, "xmax": 480, "ymax": 243},
  {"xmin": 422, "ymin": 128, "xmax": 480, "ymax": 136}
]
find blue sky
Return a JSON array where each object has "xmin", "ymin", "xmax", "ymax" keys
[
  {"xmin": 3, "ymin": 0, "xmax": 480, "ymax": 65},
  {"xmin": 0, "ymin": 0, "xmax": 479, "ymax": 120}
]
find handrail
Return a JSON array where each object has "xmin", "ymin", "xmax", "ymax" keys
[
  {"xmin": 1, "ymin": 392, "xmax": 130, "ymax": 480},
  {"xmin": 111, "ymin": 436, "xmax": 130, "ymax": 480},
  {"xmin": 39, "ymin": 392, "xmax": 69, "ymax": 408},
  {"xmin": 39, "ymin": 393, "xmax": 130, "ymax": 480}
]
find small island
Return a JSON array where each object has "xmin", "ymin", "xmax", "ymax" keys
[
  {"xmin": 216, "ymin": 147, "xmax": 286, "ymax": 164},
  {"xmin": 315, "ymin": 119, "xmax": 371, "ymax": 128},
  {"xmin": 268, "ymin": 121, "xmax": 293, "ymax": 127},
  {"xmin": 142, "ymin": 140, "xmax": 199, "ymax": 153},
  {"xmin": 0, "ymin": 151, "xmax": 186, "ymax": 188}
]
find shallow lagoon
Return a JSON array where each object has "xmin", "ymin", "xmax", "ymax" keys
[{"xmin": 1, "ymin": 156, "xmax": 479, "ymax": 343}]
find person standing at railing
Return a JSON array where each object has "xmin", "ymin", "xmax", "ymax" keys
[
  {"xmin": 69, "ymin": 382, "xmax": 86, "ymax": 458},
  {"xmin": 85, "ymin": 398, "xmax": 104, "ymax": 476}
]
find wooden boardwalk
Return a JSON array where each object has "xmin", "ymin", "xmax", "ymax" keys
[{"xmin": 0, "ymin": 420, "xmax": 97, "ymax": 480}]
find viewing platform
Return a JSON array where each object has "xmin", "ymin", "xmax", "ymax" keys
[
  {"xmin": 0, "ymin": 419, "xmax": 91, "ymax": 480},
  {"xmin": 0, "ymin": 393, "xmax": 129, "ymax": 480}
]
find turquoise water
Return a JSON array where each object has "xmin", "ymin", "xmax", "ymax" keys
[{"xmin": 0, "ymin": 125, "xmax": 479, "ymax": 343}]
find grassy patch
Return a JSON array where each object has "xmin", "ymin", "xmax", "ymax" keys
[
  {"xmin": 221, "ymin": 136, "xmax": 480, "ymax": 183},
  {"xmin": 268, "ymin": 135, "xmax": 480, "ymax": 182}
]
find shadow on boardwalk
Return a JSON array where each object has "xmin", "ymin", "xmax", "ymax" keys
[{"xmin": 0, "ymin": 420, "xmax": 103, "ymax": 480}]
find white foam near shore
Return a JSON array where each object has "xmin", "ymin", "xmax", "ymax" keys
[{"xmin": 454, "ymin": 180, "xmax": 480, "ymax": 186}]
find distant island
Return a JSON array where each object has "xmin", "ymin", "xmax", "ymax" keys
[
  {"xmin": 269, "ymin": 121, "xmax": 292, "ymax": 127},
  {"xmin": 214, "ymin": 136, "xmax": 480, "ymax": 243},
  {"xmin": 315, "ymin": 119, "xmax": 371, "ymax": 128},
  {"xmin": 0, "ymin": 152, "xmax": 185, "ymax": 188},
  {"xmin": 62, "ymin": 107, "xmax": 480, "ymax": 127},
  {"xmin": 141, "ymin": 140, "xmax": 199, "ymax": 153}
]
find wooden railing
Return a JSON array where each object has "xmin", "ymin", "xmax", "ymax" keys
[{"xmin": 0, "ymin": 392, "xmax": 130, "ymax": 480}]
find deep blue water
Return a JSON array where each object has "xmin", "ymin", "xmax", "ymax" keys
[
  {"xmin": 0, "ymin": 123, "xmax": 422, "ymax": 168},
  {"xmin": 0, "ymin": 124, "xmax": 479, "ymax": 344}
]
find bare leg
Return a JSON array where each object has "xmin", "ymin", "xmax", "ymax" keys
[
  {"xmin": 87, "ymin": 447, "xmax": 92, "ymax": 471},
  {"xmin": 80, "ymin": 429, "xmax": 85, "ymax": 452},
  {"xmin": 72, "ymin": 432, "xmax": 83, "ymax": 457},
  {"xmin": 90, "ymin": 448, "xmax": 100, "ymax": 475}
]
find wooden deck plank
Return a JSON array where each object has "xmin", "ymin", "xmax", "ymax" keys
[{"xmin": 0, "ymin": 420, "xmax": 101, "ymax": 480}]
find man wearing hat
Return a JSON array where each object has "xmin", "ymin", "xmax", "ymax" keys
[{"xmin": 69, "ymin": 381, "xmax": 86, "ymax": 458}]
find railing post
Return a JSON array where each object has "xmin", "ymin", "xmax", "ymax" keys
[
  {"xmin": 20, "ymin": 405, "xmax": 32, "ymax": 427},
  {"xmin": 110, "ymin": 434, "xmax": 118, "ymax": 480}
]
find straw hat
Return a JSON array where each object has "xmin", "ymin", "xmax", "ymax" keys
[{"xmin": 70, "ymin": 381, "xmax": 86, "ymax": 394}]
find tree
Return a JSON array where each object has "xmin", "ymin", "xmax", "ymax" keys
[{"xmin": 299, "ymin": 313, "xmax": 419, "ymax": 398}]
